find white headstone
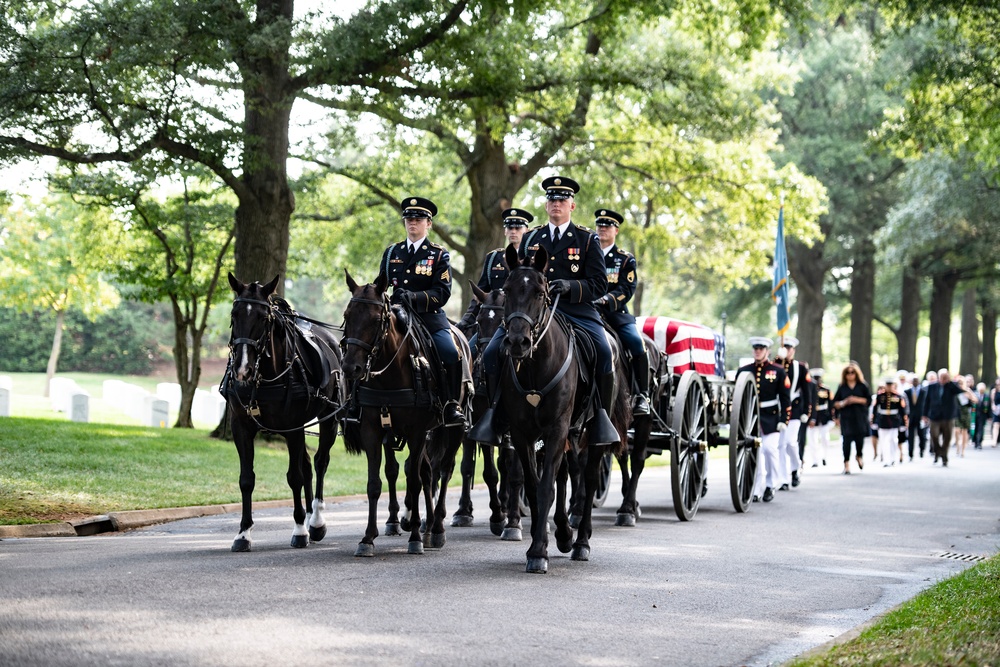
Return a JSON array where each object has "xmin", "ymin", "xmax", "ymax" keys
[
  {"xmin": 193, "ymin": 388, "xmax": 227, "ymax": 425},
  {"xmin": 142, "ymin": 395, "xmax": 170, "ymax": 428},
  {"xmin": 49, "ymin": 377, "xmax": 79, "ymax": 412},
  {"xmin": 0, "ymin": 376, "xmax": 11, "ymax": 417},
  {"xmin": 156, "ymin": 382, "xmax": 181, "ymax": 412},
  {"xmin": 69, "ymin": 391, "xmax": 89, "ymax": 422}
]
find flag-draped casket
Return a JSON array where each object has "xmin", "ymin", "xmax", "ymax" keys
[{"xmin": 635, "ymin": 316, "xmax": 726, "ymax": 378}]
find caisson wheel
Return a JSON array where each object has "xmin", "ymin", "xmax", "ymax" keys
[
  {"xmin": 729, "ymin": 372, "xmax": 760, "ymax": 513},
  {"xmin": 670, "ymin": 371, "xmax": 708, "ymax": 521}
]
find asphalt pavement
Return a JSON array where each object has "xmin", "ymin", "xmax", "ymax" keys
[{"xmin": 2, "ymin": 438, "xmax": 999, "ymax": 667}]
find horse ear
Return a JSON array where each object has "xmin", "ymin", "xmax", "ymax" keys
[
  {"xmin": 375, "ymin": 271, "xmax": 389, "ymax": 295},
  {"xmin": 531, "ymin": 246, "xmax": 547, "ymax": 272},
  {"xmin": 471, "ymin": 280, "xmax": 487, "ymax": 304},
  {"xmin": 345, "ymin": 268, "xmax": 359, "ymax": 293},
  {"xmin": 228, "ymin": 272, "xmax": 242, "ymax": 294},
  {"xmin": 262, "ymin": 275, "xmax": 281, "ymax": 297},
  {"xmin": 505, "ymin": 244, "xmax": 519, "ymax": 272}
]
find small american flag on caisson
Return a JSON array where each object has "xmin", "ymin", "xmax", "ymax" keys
[{"xmin": 636, "ymin": 316, "xmax": 726, "ymax": 378}]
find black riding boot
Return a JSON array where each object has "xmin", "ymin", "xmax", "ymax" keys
[
  {"xmin": 631, "ymin": 353, "xmax": 650, "ymax": 415},
  {"xmin": 589, "ymin": 371, "xmax": 621, "ymax": 446},
  {"xmin": 468, "ymin": 369, "xmax": 501, "ymax": 445},
  {"xmin": 442, "ymin": 362, "xmax": 466, "ymax": 428}
]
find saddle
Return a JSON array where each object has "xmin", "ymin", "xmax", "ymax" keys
[
  {"xmin": 388, "ymin": 304, "xmax": 472, "ymax": 406},
  {"xmin": 292, "ymin": 319, "xmax": 333, "ymax": 391}
]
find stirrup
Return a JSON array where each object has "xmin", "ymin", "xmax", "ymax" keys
[
  {"xmin": 443, "ymin": 401, "xmax": 466, "ymax": 428},
  {"xmin": 633, "ymin": 393, "xmax": 650, "ymax": 416},
  {"xmin": 588, "ymin": 408, "xmax": 620, "ymax": 446},
  {"xmin": 469, "ymin": 407, "xmax": 501, "ymax": 445}
]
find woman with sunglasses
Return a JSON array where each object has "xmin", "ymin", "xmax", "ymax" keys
[{"xmin": 832, "ymin": 362, "xmax": 872, "ymax": 474}]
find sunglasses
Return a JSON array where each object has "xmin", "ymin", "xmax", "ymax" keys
[{"xmin": 845, "ymin": 370, "xmax": 856, "ymax": 375}]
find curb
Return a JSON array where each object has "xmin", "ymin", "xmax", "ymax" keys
[{"xmin": 0, "ymin": 495, "xmax": 366, "ymax": 539}]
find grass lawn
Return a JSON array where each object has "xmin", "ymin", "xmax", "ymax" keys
[{"xmin": 788, "ymin": 554, "xmax": 1000, "ymax": 666}]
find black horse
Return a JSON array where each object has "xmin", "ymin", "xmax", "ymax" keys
[
  {"xmin": 341, "ymin": 270, "xmax": 470, "ymax": 557},
  {"xmin": 499, "ymin": 246, "xmax": 630, "ymax": 574},
  {"xmin": 452, "ymin": 284, "xmax": 526, "ymax": 540},
  {"xmin": 222, "ymin": 274, "xmax": 344, "ymax": 552}
]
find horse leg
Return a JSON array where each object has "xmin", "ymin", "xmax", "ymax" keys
[
  {"xmin": 482, "ymin": 444, "xmax": 506, "ymax": 536},
  {"xmin": 572, "ymin": 445, "xmax": 604, "ymax": 562},
  {"xmin": 382, "ymin": 437, "xmax": 401, "ymax": 536},
  {"xmin": 285, "ymin": 430, "xmax": 310, "ymax": 548},
  {"xmin": 617, "ymin": 418, "xmax": 650, "ymax": 526},
  {"xmin": 451, "ymin": 439, "xmax": 477, "ymax": 527},
  {"xmin": 554, "ymin": 454, "xmax": 573, "ymax": 554},
  {"xmin": 308, "ymin": 420, "xmax": 335, "ymax": 542},
  {"xmin": 501, "ymin": 447, "xmax": 524, "ymax": 541},
  {"xmin": 431, "ymin": 429, "xmax": 463, "ymax": 548},
  {"xmin": 404, "ymin": 435, "xmax": 425, "ymax": 555},
  {"xmin": 567, "ymin": 449, "xmax": 583, "ymax": 529},
  {"xmin": 231, "ymin": 420, "xmax": 257, "ymax": 552},
  {"xmin": 525, "ymin": 439, "xmax": 564, "ymax": 574},
  {"xmin": 354, "ymin": 429, "xmax": 384, "ymax": 557}
]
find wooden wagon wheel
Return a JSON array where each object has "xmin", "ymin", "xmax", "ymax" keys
[
  {"xmin": 728, "ymin": 372, "xmax": 761, "ymax": 513},
  {"xmin": 591, "ymin": 451, "xmax": 613, "ymax": 508},
  {"xmin": 670, "ymin": 370, "xmax": 709, "ymax": 521}
]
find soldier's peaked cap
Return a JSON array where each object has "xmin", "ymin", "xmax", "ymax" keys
[
  {"xmin": 401, "ymin": 197, "xmax": 437, "ymax": 218},
  {"xmin": 594, "ymin": 209, "xmax": 624, "ymax": 227},
  {"xmin": 810, "ymin": 368, "xmax": 825, "ymax": 378},
  {"xmin": 749, "ymin": 336, "xmax": 773, "ymax": 348},
  {"xmin": 541, "ymin": 176, "xmax": 580, "ymax": 200},
  {"xmin": 502, "ymin": 208, "xmax": 534, "ymax": 227},
  {"xmin": 783, "ymin": 336, "xmax": 799, "ymax": 347}
]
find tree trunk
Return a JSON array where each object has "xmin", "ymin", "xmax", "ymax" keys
[
  {"xmin": 927, "ymin": 270, "xmax": 960, "ymax": 375},
  {"xmin": 896, "ymin": 258, "xmax": 921, "ymax": 373},
  {"xmin": 787, "ymin": 238, "xmax": 827, "ymax": 369},
  {"xmin": 959, "ymin": 286, "xmax": 980, "ymax": 378},
  {"xmin": 44, "ymin": 309, "xmax": 66, "ymax": 399},
  {"xmin": 849, "ymin": 249, "xmax": 875, "ymax": 383},
  {"xmin": 171, "ymin": 297, "xmax": 203, "ymax": 429},
  {"xmin": 982, "ymin": 299, "xmax": 998, "ymax": 385}
]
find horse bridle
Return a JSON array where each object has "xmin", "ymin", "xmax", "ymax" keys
[
  {"xmin": 341, "ymin": 294, "xmax": 393, "ymax": 379},
  {"xmin": 475, "ymin": 300, "xmax": 505, "ymax": 354},
  {"xmin": 504, "ymin": 289, "xmax": 561, "ymax": 358},
  {"xmin": 229, "ymin": 297, "xmax": 275, "ymax": 373}
]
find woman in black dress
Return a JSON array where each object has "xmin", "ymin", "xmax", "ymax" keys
[{"xmin": 832, "ymin": 362, "xmax": 872, "ymax": 474}]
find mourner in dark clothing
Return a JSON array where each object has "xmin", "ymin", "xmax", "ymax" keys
[
  {"xmin": 737, "ymin": 337, "xmax": 790, "ymax": 502},
  {"xmin": 473, "ymin": 176, "xmax": 616, "ymax": 446},
  {"xmin": 973, "ymin": 382, "xmax": 990, "ymax": 450},
  {"xmin": 922, "ymin": 368, "xmax": 976, "ymax": 466},
  {"xmin": 456, "ymin": 207, "xmax": 533, "ymax": 352},
  {"xmin": 904, "ymin": 373, "xmax": 925, "ymax": 459},
  {"xmin": 805, "ymin": 368, "xmax": 832, "ymax": 467},
  {"xmin": 832, "ymin": 362, "xmax": 872, "ymax": 474},
  {"xmin": 378, "ymin": 196, "xmax": 464, "ymax": 426},
  {"xmin": 591, "ymin": 208, "xmax": 649, "ymax": 415}
]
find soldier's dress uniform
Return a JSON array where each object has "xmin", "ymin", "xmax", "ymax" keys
[
  {"xmin": 737, "ymin": 337, "xmax": 791, "ymax": 502},
  {"xmin": 378, "ymin": 196, "xmax": 464, "ymax": 426},
  {"xmin": 473, "ymin": 176, "xmax": 617, "ymax": 446},
  {"xmin": 775, "ymin": 338, "xmax": 811, "ymax": 489},
  {"xmin": 592, "ymin": 209, "xmax": 649, "ymax": 415},
  {"xmin": 805, "ymin": 369, "xmax": 833, "ymax": 467},
  {"xmin": 456, "ymin": 208, "xmax": 533, "ymax": 353},
  {"xmin": 873, "ymin": 379, "xmax": 908, "ymax": 466}
]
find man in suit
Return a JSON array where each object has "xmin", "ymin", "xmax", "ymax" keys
[
  {"xmin": 922, "ymin": 368, "xmax": 976, "ymax": 467},
  {"xmin": 737, "ymin": 337, "xmax": 790, "ymax": 503},
  {"xmin": 379, "ymin": 196, "xmax": 464, "ymax": 426},
  {"xmin": 904, "ymin": 373, "xmax": 924, "ymax": 460},
  {"xmin": 471, "ymin": 176, "xmax": 617, "ymax": 446}
]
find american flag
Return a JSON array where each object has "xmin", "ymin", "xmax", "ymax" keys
[{"xmin": 636, "ymin": 316, "xmax": 726, "ymax": 378}]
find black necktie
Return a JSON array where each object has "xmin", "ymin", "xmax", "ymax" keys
[
  {"xmin": 407, "ymin": 244, "xmax": 415, "ymax": 257},
  {"xmin": 552, "ymin": 227, "xmax": 560, "ymax": 244}
]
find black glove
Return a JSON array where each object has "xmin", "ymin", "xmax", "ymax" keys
[
  {"xmin": 398, "ymin": 291, "xmax": 415, "ymax": 309},
  {"xmin": 593, "ymin": 294, "xmax": 613, "ymax": 310},
  {"xmin": 548, "ymin": 279, "xmax": 571, "ymax": 296}
]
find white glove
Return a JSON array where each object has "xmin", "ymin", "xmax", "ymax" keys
[
  {"xmin": 777, "ymin": 422, "xmax": 787, "ymax": 432},
  {"xmin": 800, "ymin": 414, "xmax": 809, "ymax": 423}
]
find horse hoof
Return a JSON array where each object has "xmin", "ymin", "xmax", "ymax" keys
[
  {"xmin": 231, "ymin": 538, "xmax": 251, "ymax": 552},
  {"xmin": 615, "ymin": 513, "xmax": 636, "ymax": 527},
  {"xmin": 354, "ymin": 542, "xmax": 375, "ymax": 558},
  {"xmin": 490, "ymin": 519, "xmax": 507, "ymax": 537},
  {"xmin": 290, "ymin": 534, "xmax": 309, "ymax": 549},
  {"xmin": 556, "ymin": 536, "xmax": 573, "ymax": 554},
  {"xmin": 525, "ymin": 557, "xmax": 548, "ymax": 574},
  {"xmin": 400, "ymin": 517, "xmax": 411, "ymax": 532},
  {"xmin": 571, "ymin": 545, "xmax": 590, "ymax": 561},
  {"xmin": 451, "ymin": 514, "xmax": 475, "ymax": 528},
  {"xmin": 501, "ymin": 526, "xmax": 522, "ymax": 541},
  {"xmin": 430, "ymin": 533, "xmax": 446, "ymax": 549},
  {"xmin": 308, "ymin": 524, "xmax": 327, "ymax": 542},
  {"xmin": 635, "ymin": 502, "xmax": 642, "ymax": 519},
  {"xmin": 568, "ymin": 514, "xmax": 581, "ymax": 529},
  {"xmin": 407, "ymin": 540, "xmax": 424, "ymax": 555}
]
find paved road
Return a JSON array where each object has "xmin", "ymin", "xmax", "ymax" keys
[{"xmin": 2, "ymin": 442, "xmax": 999, "ymax": 667}]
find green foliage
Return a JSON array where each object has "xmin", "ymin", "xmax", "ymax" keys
[{"xmin": 0, "ymin": 304, "xmax": 165, "ymax": 375}]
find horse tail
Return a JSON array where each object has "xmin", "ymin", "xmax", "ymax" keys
[{"xmin": 611, "ymin": 362, "xmax": 631, "ymax": 457}]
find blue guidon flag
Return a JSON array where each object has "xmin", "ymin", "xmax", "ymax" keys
[{"xmin": 772, "ymin": 205, "xmax": 790, "ymax": 338}]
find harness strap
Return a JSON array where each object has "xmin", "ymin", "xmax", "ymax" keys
[{"xmin": 506, "ymin": 333, "xmax": 576, "ymax": 405}]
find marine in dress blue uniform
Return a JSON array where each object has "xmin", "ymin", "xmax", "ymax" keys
[
  {"xmin": 378, "ymin": 196, "xmax": 464, "ymax": 426},
  {"xmin": 471, "ymin": 175, "xmax": 618, "ymax": 447},
  {"xmin": 737, "ymin": 337, "xmax": 791, "ymax": 502},
  {"xmin": 590, "ymin": 208, "xmax": 650, "ymax": 415}
]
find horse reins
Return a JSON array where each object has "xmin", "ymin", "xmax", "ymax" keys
[
  {"xmin": 341, "ymin": 294, "xmax": 414, "ymax": 380},
  {"xmin": 504, "ymin": 291, "xmax": 561, "ymax": 358}
]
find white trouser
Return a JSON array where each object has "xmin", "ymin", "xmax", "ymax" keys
[
  {"xmin": 806, "ymin": 422, "xmax": 832, "ymax": 467},
  {"xmin": 776, "ymin": 419, "xmax": 803, "ymax": 485},
  {"xmin": 878, "ymin": 428, "xmax": 899, "ymax": 464},
  {"xmin": 753, "ymin": 432, "xmax": 782, "ymax": 497}
]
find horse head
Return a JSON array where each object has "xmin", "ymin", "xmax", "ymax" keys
[
  {"xmin": 228, "ymin": 272, "xmax": 280, "ymax": 383},
  {"xmin": 473, "ymin": 282, "xmax": 505, "ymax": 354},
  {"xmin": 502, "ymin": 244, "xmax": 550, "ymax": 361},
  {"xmin": 341, "ymin": 269, "xmax": 391, "ymax": 382}
]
